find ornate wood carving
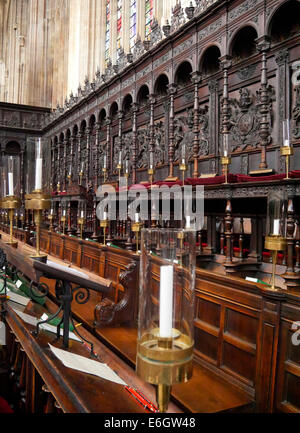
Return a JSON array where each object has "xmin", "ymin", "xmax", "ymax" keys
[{"xmin": 94, "ymin": 260, "xmax": 138, "ymax": 327}]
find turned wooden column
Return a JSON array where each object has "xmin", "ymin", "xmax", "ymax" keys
[
  {"xmin": 166, "ymin": 83, "xmax": 177, "ymax": 180},
  {"xmin": 57, "ymin": 140, "xmax": 63, "ymax": 191},
  {"xmin": 50, "ymin": 139, "xmax": 55, "ymax": 192},
  {"xmin": 69, "ymin": 134, "xmax": 75, "ymax": 183},
  {"xmin": 256, "ymin": 36, "xmax": 271, "ymax": 171},
  {"xmin": 118, "ymin": 110, "xmax": 124, "ymax": 163},
  {"xmin": 95, "ymin": 122, "xmax": 101, "ymax": 188},
  {"xmin": 191, "ymin": 71, "xmax": 201, "ymax": 178},
  {"xmin": 149, "ymin": 95, "xmax": 155, "ymax": 176},
  {"xmin": 282, "ymin": 198, "xmax": 300, "ymax": 288},
  {"xmin": 106, "ymin": 117, "xmax": 111, "ymax": 177},
  {"xmin": 224, "ymin": 199, "xmax": 233, "ymax": 264},
  {"xmin": 91, "ymin": 195, "xmax": 99, "ymax": 240},
  {"xmin": 132, "ymin": 103, "xmax": 139, "ymax": 185},
  {"xmin": 77, "ymin": 131, "xmax": 83, "ymax": 183},
  {"xmin": 85, "ymin": 127, "xmax": 91, "ymax": 188},
  {"xmin": 62, "ymin": 139, "xmax": 68, "ymax": 192}
]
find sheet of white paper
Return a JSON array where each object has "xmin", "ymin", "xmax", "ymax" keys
[
  {"xmin": 7, "ymin": 289, "xmax": 30, "ymax": 307},
  {"xmin": 13, "ymin": 309, "xmax": 81, "ymax": 342},
  {"xmin": 0, "ymin": 321, "xmax": 6, "ymax": 345},
  {"xmin": 46, "ymin": 260, "xmax": 89, "ymax": 279},
  {"xmin": 49, "ymin": 344, "xmax": 127, "ymax": 386}
]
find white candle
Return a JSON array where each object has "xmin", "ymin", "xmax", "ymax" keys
[
  {"xmin": 150, "ymin": 153, "xmax": 154, "ymax": 170},
  {"xmin": 104, "ymin": 211, "xmax": 108, "ymax": 220},
  {"xmin": 118, "ymin": 150, "xmax": 122, "ymax": 165},
  {"xmin": 63, "ymin": 210, "xmax": 66, "ymax": 217},
  {"xmin": 224, "ymin": 150, "xmax": 228, "ymax": 157},
  {"xmin": 273, "ymin": 219, "xmax": 280, "ymax": 236},
  {"xmin": 35, "ymin": 158, "xmax": 43, "ymax": 190},
  {"xmin": 159, "ymin": 265, "xmax": 174, "ymax": 338},
  {"xmin": 81, "ymin": 210, "xmax": 84, "ymax": 218},
  {"xmin": 283, "ymin": 119, "xmax": 290, "ymax": 147},
  {"xmin": 8, "ymin": 172, "xmax": 14, "ymax": 196},
  {"xmin": 125, "ymin": 160, "xmax": 129, "ymax": 174},
  {"xmin": 103, "ymin": 155, "xmax": 107, "ymax": 169},
  {"xmin": 50, "ymin": 208, "xmax": 54, "ymax": 215},
  {"xmin": 186, "ymin": 216, "xmax": 191, "ymax": 229},
  {"xmin": 3, "ymin": 179, "xmax": 7, "ymax": 197},
  {"xmin": 135, "ymin": 212, "xmax": 139, "ymax": 223}
]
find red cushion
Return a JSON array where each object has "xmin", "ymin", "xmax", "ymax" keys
[
  {"xmin": 0, "ymin": 397, "xmax": 13, "ymax": 413},
  {"xmin": 186, "ymin": 174, "xmax": 237, "ymax": 186},
  {"xmin": 236, "ymin": 173, "xmax": 285, "ymax": 182}
]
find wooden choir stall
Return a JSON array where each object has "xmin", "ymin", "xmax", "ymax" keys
[{"xmin": 0, "ymin": 0, "xmax": 300, "ymax": 415}]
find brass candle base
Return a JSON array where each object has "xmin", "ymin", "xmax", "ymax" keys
[
  {"xmin": 221, "ymin": 156, "xmax": 231, "ymax": 184},
  {"xmin": 78, "ymin": 217, "xmax": 85, "ymax": 240},
  {"xmin": 100, "ymin": 219, "xmax": 109, "ymax": 245},
  {"xmin": 61, "ymin": 216, "xmax": 66, "ymax": 235},
  {"xmin": 2, "ymin": 196, "xmax": 21, "ymax": 247},
  {"xmin": 265, "ymin": 235, "xmax": 286, "ymax": 290},
  {"xmin": 136, "ymin": 328, "xmax": 193, "ymax": 412},
  {"xmin": 280, "ymin": 146, "xmax": 294, "ymax": 180},
  {"xmin": 179, "ymin": 164, "xmax": 187, "ymax": 186},
  {"xmin": 148, "ymin": 168, "xmax": 155, "ymax": 185},
  {"xmin": 132, "ymin": 222, "xmax": 142, "ymax": 254},
  {"xmin": 25, "ymin": 191, "xmax": 51, "ymax": 261}
]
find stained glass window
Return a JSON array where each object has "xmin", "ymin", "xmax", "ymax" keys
[
  {"xmin": 145, "ymin": 0, "xmax": 153, "ymax": 38},
  {"xmin": 105, "ymin": 0, "xmax": 111, "ymax": 64},
  {"xmin": 117, "ymin": 0, "xmax": 122, "ymax": 57},
  {"xmin": 130, "ymin": 0, "xmax": 137, "ymax": 49}
]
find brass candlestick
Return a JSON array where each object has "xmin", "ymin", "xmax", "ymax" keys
[
  {"xmin": 48, "ymin": 214, "xmax": 54, "ymax": 232},
  {"xmin": 137, "ymin": 328, "xmax": 193, "ymax": 413},
  {"xmin": 179, "ymin": 163, "xmax": 187, "ymax": 186},
  {"xmin": 61, "ymin": 215, "xmax": 66, "ymax": 235},
  {"xmin": 124, "ymin": 172, "xmax": 129, "ymax": 189},
  {"xmin": 67, "ymin": 174, "xmax": 72, "ymax": 187},
  {"xmin": 117, "ymin": 164, "xmax": 122, "ymax": 181},
  {"xmin": 148, "ymin": 168, "xmax": 155, "ymax": 185},
  {"xmin": 25, "ymin": 191, "xmax": 51, "ymax": 261},
  {"xmin": 280, "ymin": 146, "xmax": 294, "ymax": 180},
  {"xmin": 2, "ymin": 196, "xmax": 21, "ymax": 248},
  {"xmin": 132, "ymin": 222, "xmax": 142, "ymax": 254},
  {"xmin": 102, "ymin": 167, "xmax": 108, "ymax": 183},
  {"xmin": 100, "ymin": 219, "xmax": 109, "ymax": 245},
  {"xmin": 221, "ymin": 156, "xmax": 231, "ymax": 184},
  {"xmin": 79, "ymin": 171, "xmax": 83, "ymax": 186},
  {"xmin": 265, "ymin": 235, "xmax": 286, "ymax": 290},
  {"xmin": 78, "ymin": 217, "xmax": 85, "ymax": 239}
]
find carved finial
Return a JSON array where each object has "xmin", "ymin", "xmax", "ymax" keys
[{"xmin": 163, "ymin": 20, "xmax": 171, "ymax": 37}]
